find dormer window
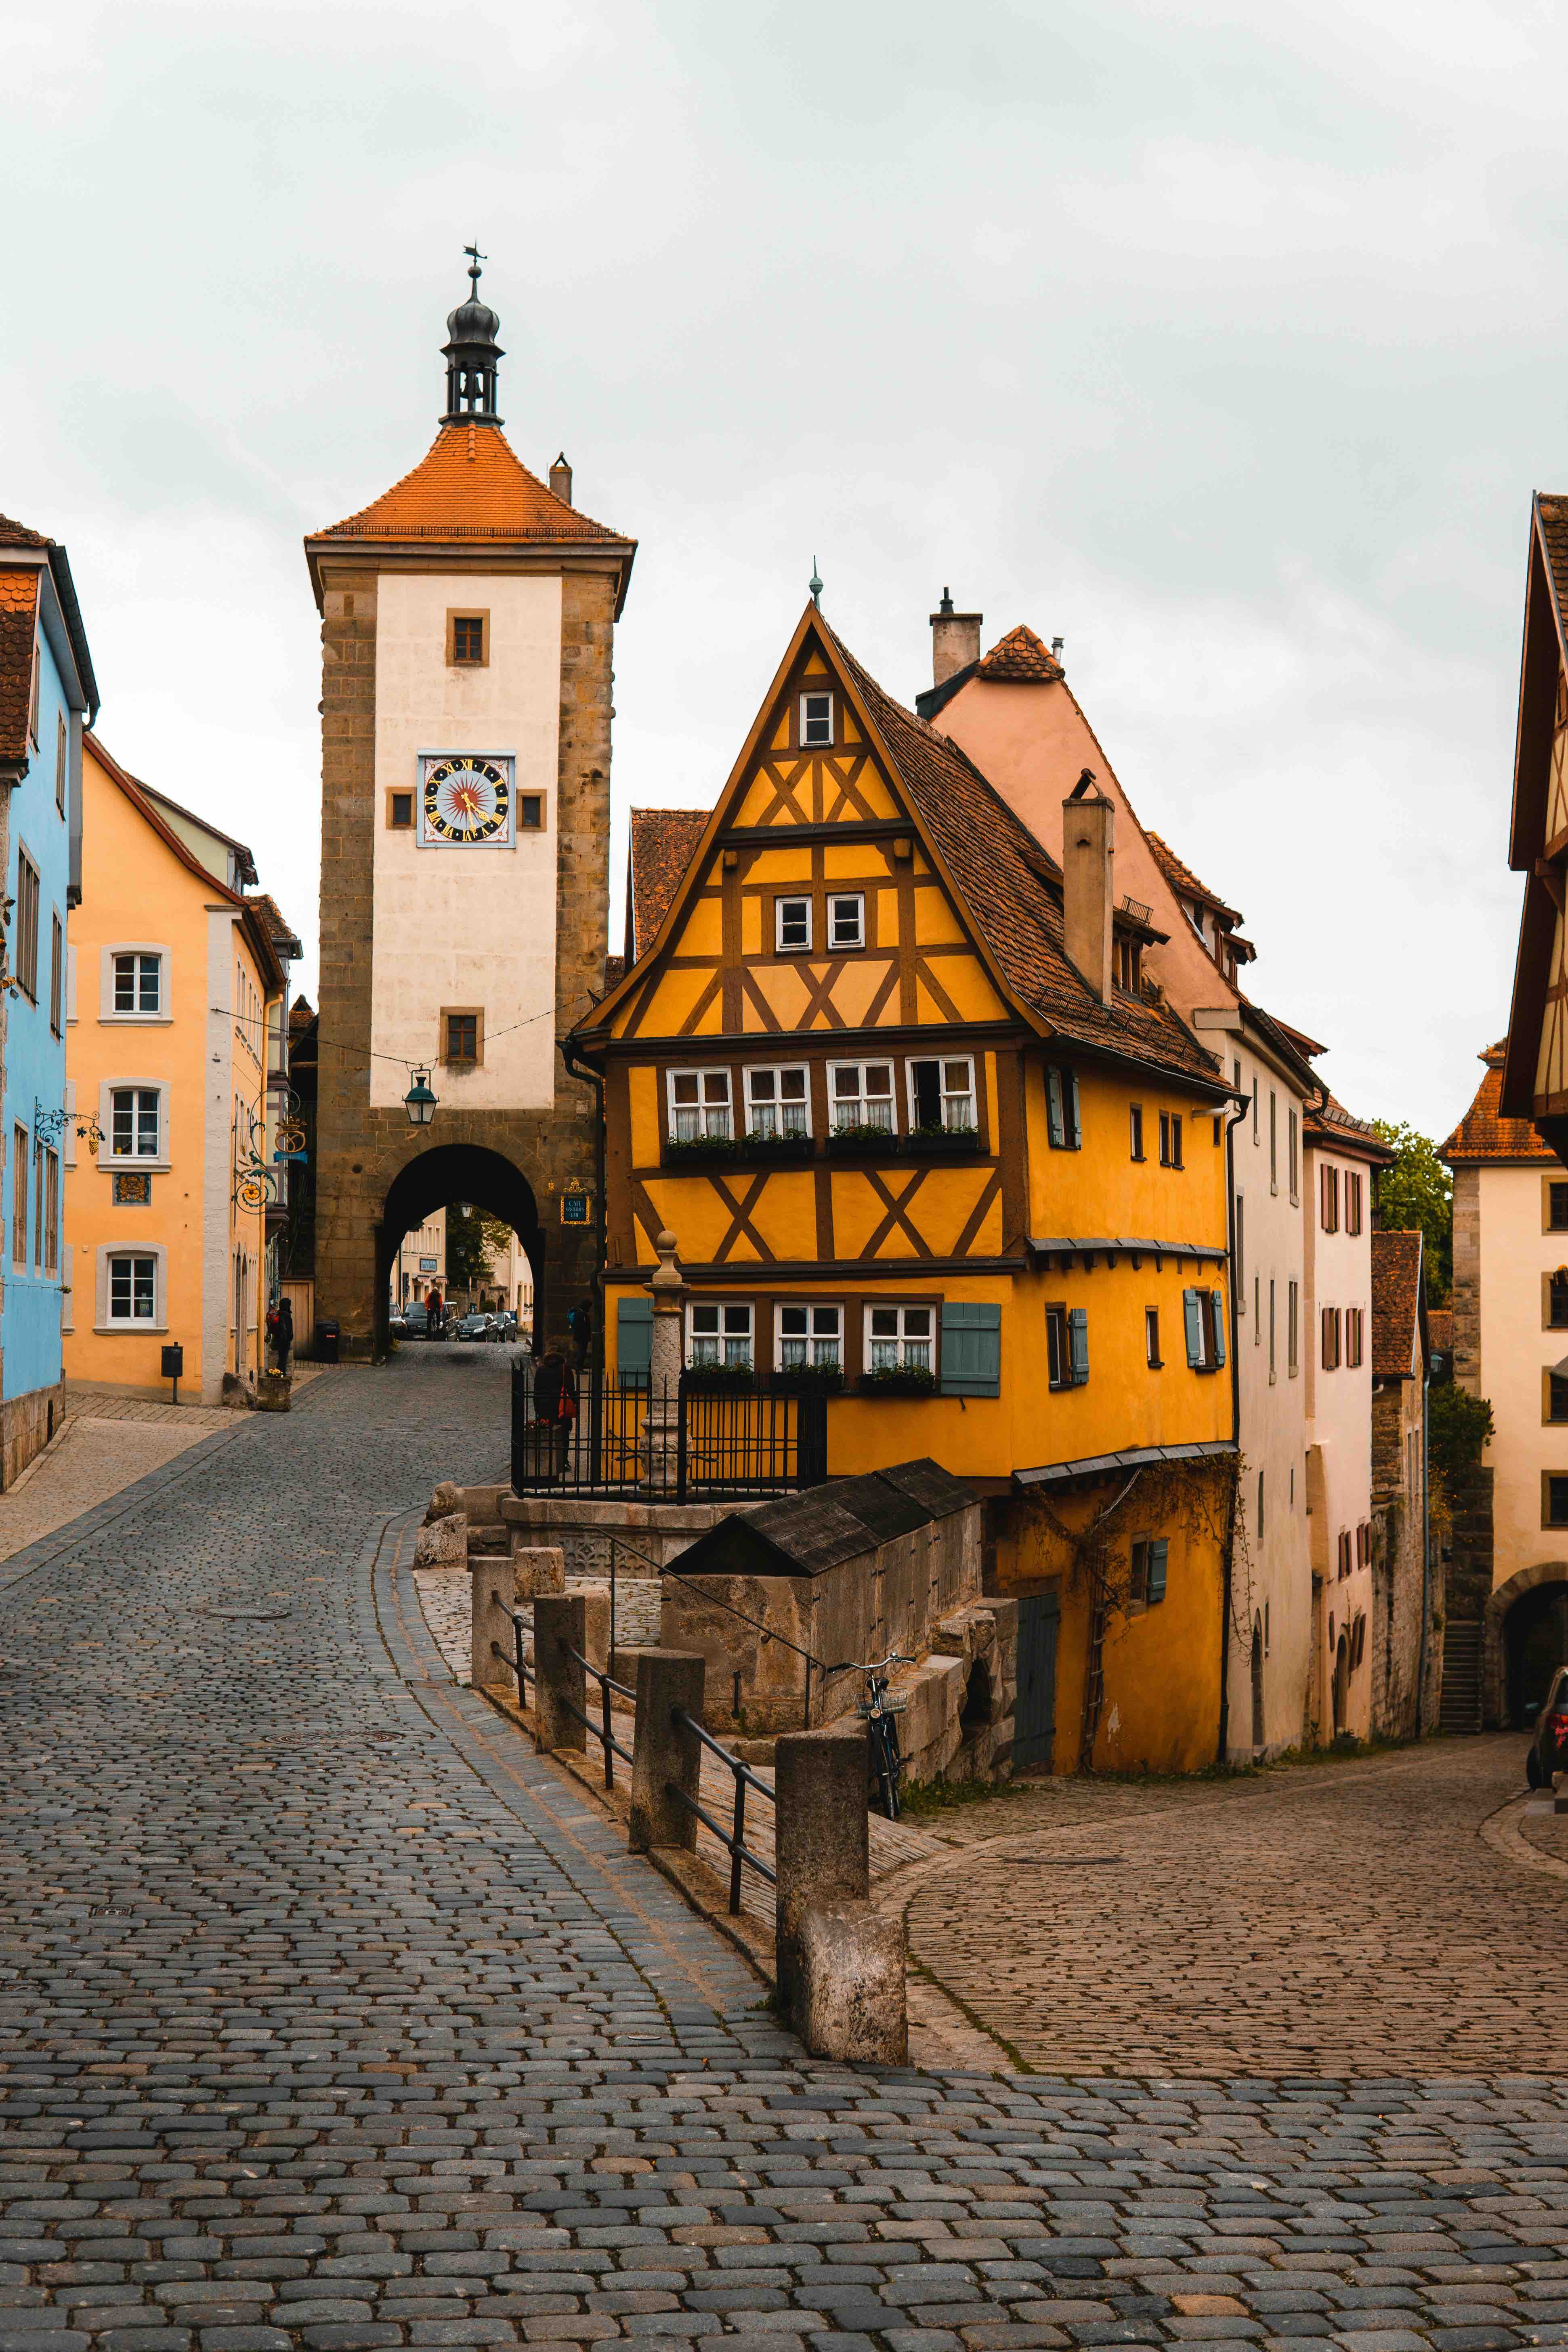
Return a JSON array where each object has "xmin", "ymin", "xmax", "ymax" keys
[
  {"xmin": 1115, "ymin": 933, "xmax": 1142, "ymax": 992},
  {"xmin": 1185, "ymin": 900, "xmax": 1204, "ymax": 939},
  {"xmin": 800, "ymin": 691, "xmax": 834, "ymax": 748}
]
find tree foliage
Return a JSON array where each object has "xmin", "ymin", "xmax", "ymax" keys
[
  {"xmin": 443, "ymin": 1203, "xmax": 516, "ymax": 1297},
  {"xmin": 1428, "ymin": 1383, "xmax": 1493, "ymax": 1476},
  {"xmin": 1372, "ymin": 1120, "xmax": 1453, "ymax": 1301}
]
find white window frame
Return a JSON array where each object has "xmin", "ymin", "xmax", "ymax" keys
[
  {"xmin": 775, "ymin": 1301, "xmax": 843, "ymax": 1371},
  {"xmin": 743, "ymin": 1064, "xmax": 812, "ymax": 1139},
  {"xmin": 864, "ymin": 1301, "xmax": 934, "ymax": 1374},
  {"xmin": 686, "ymin": 1299, "xmax": 754, "ymax": 1370},
  {"xmin": 99, "ymin": 1079, "xmax": 171, "ymax": 1171},
  {"xmin": 827, "ymin": 892, "xmax": 865, "ymax": 951},
  {"xmin": 828, "ymin": 1058, "xmax": 896, "ymax": 1134},
  {"xmin": 799, "ymin": 690, "xmax": 834, "ymax": 748},
  {"xmin": 95, "ymin": 1242, "xmax": 168, "ymax": 1334},
  {"xmin": 666, "ymin": 1066, "xmax": 733, "ymax": 1142},
  {"xmin": 775, "ymin": 895, "xmax": 812, "ymax": 953},
  {"xmin": 905, "ymin": 1054, "xmax": 977, "ymax": 1136},
  {"xmin": 100, "ymin": 943, "xmax": 172, "ymax": 1024}
]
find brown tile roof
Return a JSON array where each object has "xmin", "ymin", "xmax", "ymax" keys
[
  {"xmin": 604, "ymin": 953, "xmax": 626, "ymax": 992},
  {"xmin": 1145, "ymin": 831, "xmax": 1243, "ymax": 924},
  {"xmin": 0, "ymin": 515, "xmax": 49, "ymax": 550},
  {"xmin": 1371, "ymin": 1230, "xmax": 1423, "ymax": 1377},
  {"xmin": 0, "ymin": 567, "xmax": 38, "ymax": 766},
  {"xmin": 1304, "ymin": 1089, "xmax": 1394, "ymax": 1163},
  {"xmin": 1537, "ymin": 494, "xmax": 1568, "ymax": 642},
  {"xmin": 310, "ymin": 425, "xmax": 629, "ymax": 546},
  {"xmin": 824, "ymin": 624, "xmax": 1223, "ymax": 1090},
  {"xmin": 289, "ymin": 994, "xmax": 315, "ymax": 1035},
  {"xmin": 976, "ymin": 624, "xmax": 1064, "ymax": 683},
  {"xmin": 1442, "ymin": 1040, "xmax": 1558, "ymax": 1163},
  {"xmin": 1428, "ymin": 1308, "xmax": 1453, "ymax": 1356},
  {"xmin": 250, "ymin": 892, "xmax": 303, "ymax": 959},
  {"xmin": 629, "ymin": 808, "xmax": 710, "ymax": 959}
]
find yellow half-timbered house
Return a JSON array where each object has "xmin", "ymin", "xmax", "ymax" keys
[{"xmin": 573, "ymin": 605, "xmax": 1243, "ymax": 1770}]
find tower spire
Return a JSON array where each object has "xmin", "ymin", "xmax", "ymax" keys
[{"xmin": 441, "ymin": 246, "xmax": 505, "ymax": 427}]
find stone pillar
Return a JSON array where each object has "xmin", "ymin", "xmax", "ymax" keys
[
  {"xmin": 470, "ymin": 1556, "xmax": 518, "ymax": 1698},
  {"xmin": 512, "ymin": 1544, "xmax": 565, "ymax": 1599},
  {"xmin": 642, "ymin": 1228, "xmax": 685, "ymax": 1499},
  {"xmin": 774, "ymin": 1724, "xmax": 870, "ymax": 2012},
  {"xmin": 533, "ymin": 1591, "xmax": 586, "ymax": 1756},
  {"xmin": 628, "ymin": 1648, "xmax": 705, "ymax": 1852}
]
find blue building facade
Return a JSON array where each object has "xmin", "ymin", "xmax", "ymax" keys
[{"xmin": 0, "ymin": 516, "xmax": 96, "ymax": 1482}]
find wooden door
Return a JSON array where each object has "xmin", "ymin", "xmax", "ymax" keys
[{"xmin": 1015, "ymin": 1591, "xmax": 1059, "ymax": 1770}]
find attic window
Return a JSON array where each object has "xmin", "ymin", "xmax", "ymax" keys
[
  {"xmin": 1185, "ymin": 901, "xmax": 1204, "ymax": 939},
  {"xmin": 800, "ymin": 691, "xmax": 834, "ymax": 748},
  {"xmin": 1115, "ymin": 932, "xmax": 1142, "ymax": 992}
]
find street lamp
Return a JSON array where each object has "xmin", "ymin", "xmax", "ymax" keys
[{"xmin": 404, "ymin": 1068, "xmax": 437, "ymax": 1127}]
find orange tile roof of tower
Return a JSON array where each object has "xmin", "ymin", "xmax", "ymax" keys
[
  {"xmin": 310, "ymin": 424, "xmax": 630, "ymax": 546},
  {"xmin": 976, "ymin": 624, "xmax": 1064, "ymax": 683},
  {"xmin": 1442, "ymin": 1040, "xmax": 1557, "ymax": 1163}
]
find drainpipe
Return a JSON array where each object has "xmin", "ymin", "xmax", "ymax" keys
[
  {"xmin": 1217, "ymin": 1087, "xmax": 1251, "ymax": 1764},
  {"xmin": 1416, "ymin": 1354, "xmax": 1432, "ymax": 1734}
]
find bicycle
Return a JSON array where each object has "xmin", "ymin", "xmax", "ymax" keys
[{"xmin": 827, "ymin": 1651, "xmax": 915, "ymax": 1819}]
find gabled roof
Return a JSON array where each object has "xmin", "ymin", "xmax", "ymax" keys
[
  {"xmin": 0, "ymin": 516, "xmax": 49, "ymax": 552},
  {"xmin": 581, "ymin": 604, "xmax": 1226, "ymax": 1096},
  {"xmin": 1428, "ymin": 1307, "xmax": 1454, "ymax": 1357},
  {"xmin": 671, "ymin": 1458, "xmax": 977, "ymax": 1581},
  {"xmin": 250, "ymin": 892, "xmax": 303, "ymax": 961},
  {"xmin": 0, "ymin": 513, "xmax": 98, "ymax": 756},
  {"xmin": 1444, "ymin": 1040, "xmax": 1556, "ymax": 1164},
  {"xmin": 131, "ymin": 775, "xmax": 259, "ymax": 888},
  {"xmin": 1145, "ymin": 831, "xmax": 1244, "ymax": 926},
  {"xmin": 628, "ymin": 807, "xmax": 710, "ymax": 961},
  {"xmin": 975, "ymin": 624, "xmax": 1064, "ymax": 683},
  {"xmin": 0, "ymin": 565, "xmax": 38, "ymax": 766},
  {"xmin": 1304, "ymin": 1089, "xmax": 1393, "ymax": 1165},
  {"xmin": 304, "ymin": 424, "xmax": 637, "ymax": 613},
  {"xmin": 1371, "ymin": 1229, "xmax": 1426, "ymax": 1378}
]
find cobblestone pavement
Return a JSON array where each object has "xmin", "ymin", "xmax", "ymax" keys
[
  {"xmin": 0, "ymin": 1413, "xmax": 238, "ymax": 1567},
  {"xmin": 5, "ymin": 1349, "xmax": 1568, "ymax": 2352}
]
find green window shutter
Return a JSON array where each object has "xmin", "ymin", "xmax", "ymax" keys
[
  {"xmin": 940, "ymin": 1301, "xmax": 1001, "ymax": 1396},
  {"xmin": 1046, "ymin": 1067, "xmax": 1065, "ymax": 1148},
  {"xmin": 617, "ymin": 1296, "xmax": 653, "ymax": 1389},
  {"xmin": 1183, "ymin": 1288, "xmax": 1203, "ymax": 1367},
  {"xmin": 1066, "ymin": 1069, "xmax": 1082, "ymax": 1149},
  {"xmin": 1068, "ymin": 1306, "xmax": 1089, "ymax": 1385},
  {"xmin": 1209, "ymin": 1288, "xmax": 1227, "ymax": 1369},
  {"xmin": 1146, "ymin": 1537, "xmax": 1169, "ymax": 1604}
]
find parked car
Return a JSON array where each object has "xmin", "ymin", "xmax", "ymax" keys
[
  {"xmin": 388, "ymin": 1308, "xmax": 408, "ymax": 1339},
  {"xmin": 402, "ymin": 1302, "xmax": 428, "ymax": 1337},
  {"xmin": 1526, "ymin": 1666, "xmax": 1568, "ymax": 1787},
  {"xmin": 456, "ymin": 1311, "xmax": 488, "ymax": 1341}
]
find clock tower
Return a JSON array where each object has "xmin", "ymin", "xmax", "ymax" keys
[{"xmin": 304, "ymin": 258, "xmax": 636, "ymax": 1354}]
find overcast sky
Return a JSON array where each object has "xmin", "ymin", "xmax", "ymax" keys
[{"xmin": 6, "ymin": 0, "xmax": 1564, "ymax": 1139}]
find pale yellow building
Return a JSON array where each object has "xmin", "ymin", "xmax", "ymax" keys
[{"xmin": 65, "ymin": 737, "xmax": 296, "ymax": 1403}]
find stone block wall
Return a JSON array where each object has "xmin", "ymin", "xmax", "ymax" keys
[
  {"xmin": 1451, "ymin": 1166, "xmax": 1481, "ymax": 1392},
  {"xmin": 0, "ymin": 1379, "xmax": 65, "ymax": 1490}
]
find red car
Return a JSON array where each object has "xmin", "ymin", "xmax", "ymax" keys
[{"xmin": 1526, "ymin": 1666, "xmax": 1568, "ymax": 1787}]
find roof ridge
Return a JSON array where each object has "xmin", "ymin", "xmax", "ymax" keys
[{"xmin": 309, "ymin": 424, "xmax": 627, "ymax": 544}]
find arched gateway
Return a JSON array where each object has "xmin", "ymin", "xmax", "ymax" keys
[
  {"xmin": 375, "ymin": 1146, "xmax": 545, "ymax": 1357},
  {"xmin": 1482, "ymin": 1562, "xmax": 1568, "ymax": 1727},
  {"xmin": 301, "ymin": 258, "xmax": 636, "ymax": 1358}
]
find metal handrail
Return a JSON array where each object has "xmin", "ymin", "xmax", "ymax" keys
[
  {"xmin": 667, "ymin": 1705, "xmax": 776, "ymax": 1913},
  {"xmin": 559, "ymin": 1640, "xmax": 634, "ymax": 1789},
  {"xmin": 607, "ymin": 1536, "xmax": 827, "ymax": 1728},
  {"xmin": 489, "ymin": 1605, "xmax": 532, "ymax": 1705}
]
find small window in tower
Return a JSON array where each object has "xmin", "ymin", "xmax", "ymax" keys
[
  {"xmin": 446, "ymin": 609, "xmax": 490, "ymax": 667},
  {"xmin": 388, "ymin": 791, "xmax": 414, "ymax": 830},
  {"xmin": 799, "ymin": 691, "xmax": 834, "ymax": 747},
  {"xmin": 519, "ymin": 794, "xmax": 544, "ymax": 831},
  {"xmin": 441, "ymin": 1008, "xmax": 484, "ymax": 1067}
]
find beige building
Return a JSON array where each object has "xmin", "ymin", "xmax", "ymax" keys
[
  {"xmin": 395, "ymin": 1209, "xmax": 445, "ymax": 1306},
  {"xmin": 1369, "ymin": 1228, "xmax": 1432, "ymax": 1736},
  {"xmin": 1444, "ymin": 1041, "xmax": 1568, "ymax": 1723}
]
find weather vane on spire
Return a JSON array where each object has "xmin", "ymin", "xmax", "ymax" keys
[
  {"xmin": 809, "ymin": 555, "xmax": 823, "ymax": 609},
  {"xmin": 463, "ymin": 242, "xmax": 487, "ymax": 291}
]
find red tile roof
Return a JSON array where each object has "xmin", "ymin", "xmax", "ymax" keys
[
  {"xmin": 628, "ymin": 808, "xmax": 711, "ymax": 959},
  {"xmin": 1305, "ymin": 1090, "xmax": 1393, "ymax": 1163},
  {"xmin": 1371, "ymin": 1230, "xmax": 1424, "ymax": 1377},
  {"xmin": 1442, "ymin": 1042, "xmax": 1557, "ymax": 1163},
  {"xmin": 1145, "ymin": 831, "xmax": 1243, "ymax": 925},
  {"xmin": 310, "ymin": 424, "xmax": 629, "ymax": 547},
  {"xmin": 250, "ymin": 892, "xmax": 303, "ymax": 960},
  {"xmin": 0, "ymin": 567, "xmax": 38, "ymax": 766},
  {"xmin": 1427, "ymin": 1308, "xmax": 1453, "ymax": 1356},
  {"xmin": 976, "ymin": 624, "xmax": 1064, "ymax": 683}
]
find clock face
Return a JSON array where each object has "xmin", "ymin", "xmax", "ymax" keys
[{"xmin": 419, "ymin": 753, "xmax": 514, "ymax": 846}]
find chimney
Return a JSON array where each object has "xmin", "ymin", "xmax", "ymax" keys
[
  {"xmin": 930, "ymin": 586, "xmax": 982, "ymax": 687},
  {"xmin": 1062, "ymin": 769, "xmax": 1114, "ymax": 1002},
  {"xmin": 549, "ymin": 452, "xmax": 573, "ymax": 504}
]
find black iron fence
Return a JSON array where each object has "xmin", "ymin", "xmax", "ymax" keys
[{"xmin": 511, "ymin": 1361, "xmax": 827, "ymax": 1501}]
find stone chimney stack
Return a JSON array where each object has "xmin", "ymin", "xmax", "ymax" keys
[
  {"xmin": 930, "ymin": 587, "xmax": 982, "ymax": 687},
  {"xmin": 1062, "ymin": 769, "xmax": 1114, "ymax": 1003},
  {"xmin": 549, "ymin": 452, "xmax": 573, "ymax": 504}
]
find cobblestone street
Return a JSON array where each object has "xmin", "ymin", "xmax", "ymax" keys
[{"xmin": 3, "ymin": 1348, "xmax": 1568, "ymax": 2352}]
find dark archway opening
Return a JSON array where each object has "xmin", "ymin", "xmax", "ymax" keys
[
  {"xmin": 1332, "ymin": 1634, "xmax": 1350, "ymax": 1736},
  {"xmin": 960, "ymin": 1657, "xmax": 992, "ymax": 1737},
  {"xmin": 1250, "ymin": 1618, "xmax": 1264, "ymax": 1752},
  {"xmin": 1505, "ymin": 1581, "xmax": 1568, "ymax": 1726},
  {"xmin": 376, "ymin": 1145, "xmax": 546, "ymax": 1361}
]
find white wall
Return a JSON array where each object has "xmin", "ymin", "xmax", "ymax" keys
[
  {"xmin": 1304, "ymin": 1141, "xmax": 1375, "ymax": 1738},
  {"xmin": 370, "ymin": 570, "xmax": 562, "ymax": 1109}
]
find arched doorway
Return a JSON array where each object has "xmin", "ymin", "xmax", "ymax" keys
[
  {"xmin": 1250, "ymin": 1617, "xmax": 1264, "ymax": 1753},
  {"xmin": 377, "ymin": 1146, "xmax": 545, "ymax": 1360},
  {"xmin": 1482, "ymin": 1562, "xmax": 1568, "ymax": 1726},
  {"xmin": 1332, "ymin": 1633, "xmax": 1350, "ymax": 1736}
]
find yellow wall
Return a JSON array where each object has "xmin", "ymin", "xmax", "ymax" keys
[{"xmin": 65, "ymin": 743, "xmax": 272, "ymax": 1397}]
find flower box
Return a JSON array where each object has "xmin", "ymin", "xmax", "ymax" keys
[
  {"xmin": 826, "ymin": 1123, "xmax": 898, "ymax": 1157},
  {"xmin": 903, "ymin": 1123, "xmax": 982, "ymax": 1157},
  {"xmin": 663, "ymin": 1133, "xmax": 743, "ymax": 1166},
  {"xmin": 681, "ymin": 1362, "xmax": 757, "ymax": 1392},
  {"xmin": 857, "ymin": 1366, "xmax": 939, "ymax": 1396},
  {"xmin": 769, "ymin": 1365, "xmax": 846, "ymax": 1395},
  {"xmin": 736, "ymin": 1130, "xmax": 816, "ymax": 1165}
]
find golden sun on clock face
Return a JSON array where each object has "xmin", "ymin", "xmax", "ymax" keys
[{"xmin": 419, "ymin": 753, "xmax": 514, "ymax": 846}]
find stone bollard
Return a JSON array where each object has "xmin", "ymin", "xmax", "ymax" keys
[
  {"xmin": 796, "ymin": 1902, "xmax": 908, "ymax": 2066},
  {"xmin": 533, "ymin": 1591, "xmax": 586, "ymax": 1757},
  {"xmin": 775, "ymin": 1723, "xmax": 873, "ymax": 2012},
  {"xmin": 416, "ymin": 1511, "xmax": 466, "ymax": 1568},
  {"xmin": 512, "ymin": 1545, "xmax": 565, "ymax": 1599},
  {"xmin": 628, "ymin": 1648, "xmax": 706, "ymax": 1852},
  {"xmin": 469, "ymin": 1555, "xmax": 518, "ymax": 1698}
]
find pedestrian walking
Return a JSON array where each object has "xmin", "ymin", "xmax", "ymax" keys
[
  {"xmin": 532, "ymin": 1347, "xmax": 578, "ymax": 1476},
  {"xmin": 569, "ymin": 1296, "xmax": 594, "ymax": 1371},
  {"xmin": 273, "ymin": 1295, "xmax": 294, "ymax": 1376}
]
